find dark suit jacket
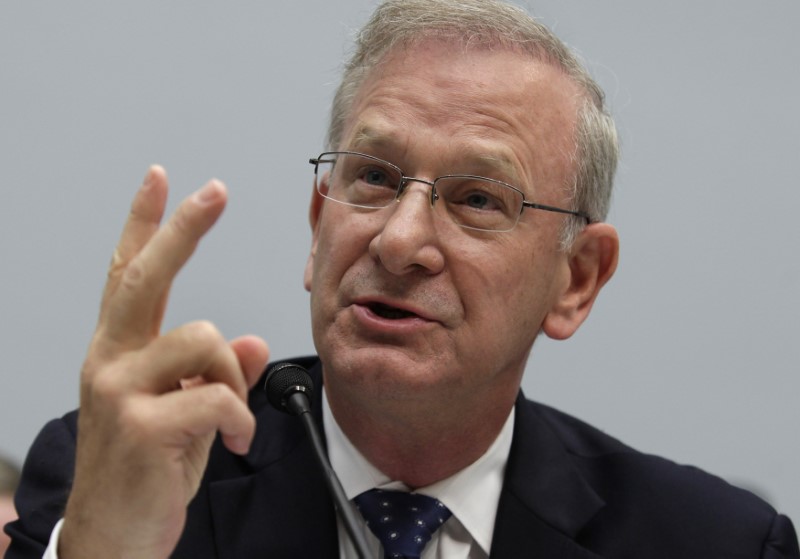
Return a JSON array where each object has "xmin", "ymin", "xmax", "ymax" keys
[{"xmin": 6, "ymin": 356, "xmax": 799, "ymax": 558}]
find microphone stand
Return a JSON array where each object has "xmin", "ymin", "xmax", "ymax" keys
[{"xmin": 287, "ymin": 393, "xmax": 372, "ymax": 559}]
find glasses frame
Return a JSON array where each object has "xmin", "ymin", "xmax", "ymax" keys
[{"xmin": 309, "ymin": 151, "xmax": 591, "ymax": 232}]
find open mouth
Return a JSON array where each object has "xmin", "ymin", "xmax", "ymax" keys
[{"xmin": 368, "ymin": 302, "xmax": 418, "ymax": 320}]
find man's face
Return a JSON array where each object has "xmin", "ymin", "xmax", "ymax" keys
[{"xmin": 305, "ymin": 40, "xmax": 584, "ymax": 416}]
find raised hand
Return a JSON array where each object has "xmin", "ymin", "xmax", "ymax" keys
[{"xmin": 58, "ymin": 167, "xmax": 269, "ymax": 558}]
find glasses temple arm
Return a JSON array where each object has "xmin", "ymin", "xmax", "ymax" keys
[{"xmin": 522, "ymin": 201, "xmax": 592, "ymax": 224}]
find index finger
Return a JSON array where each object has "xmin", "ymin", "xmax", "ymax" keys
[
  {"xmin": 101, "ymin": 166, "xmax": 168, "ymax": 307},
  {"xmin": 99, "ymin": 179, "xmax": 228, "ymax": 349}
]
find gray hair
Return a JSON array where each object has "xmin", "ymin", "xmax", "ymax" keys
[{"xmin": 327, "ymin": 0, "xmax": 618, "ymax": 247}]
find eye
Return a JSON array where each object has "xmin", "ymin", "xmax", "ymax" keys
[
  {"xmin": 463, "ymin": 192, "xmax": 497, "ymax": 211},
  {"xmin": 437, "ymin": 176, "xmax": 522, "ymax": 227},
  {"xmin": 357, "ymin": 165, "xmax": 395, "ymax": 188},
  {"xmin": 448, "ymin": 183, "xmax": 507, "ymax": 213}
]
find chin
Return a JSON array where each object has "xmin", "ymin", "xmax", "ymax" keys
[{"xmin": 321, "ymin": 344, "xmax": 454, "ymax": 396}]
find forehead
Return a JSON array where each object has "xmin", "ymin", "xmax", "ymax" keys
[{"xmin": 340, "ymin": 39, "xmax": 582, "ymax": 195}]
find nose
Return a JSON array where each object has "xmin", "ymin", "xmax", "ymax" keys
[{"xmin": 368, "ymin": 182, "xmax": 445, "ymax": 276}]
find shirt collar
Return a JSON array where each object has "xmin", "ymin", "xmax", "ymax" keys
[{"xmin": 323, "ymin": 387, "xmax": 515, "ymax": 555}]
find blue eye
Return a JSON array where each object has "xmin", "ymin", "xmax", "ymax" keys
[
  {"xmin": 362, "ymin": 167, "xmax": 391, "ymax": 187},
  {"xmin": 464, "ymin": 193, "xmax": 493, "ymax": 210}
]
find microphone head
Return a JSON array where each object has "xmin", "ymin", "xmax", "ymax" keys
[{"xmin": 264, "ymin": 362, "xmax": 315, "ymax": 414}]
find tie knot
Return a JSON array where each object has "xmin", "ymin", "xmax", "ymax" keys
[{"xmin": 354, "ymin": 489, "xmax": 452, "ymax": 559}]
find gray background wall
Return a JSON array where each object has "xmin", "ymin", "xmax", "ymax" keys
[{"xmin": 2, "ymin": 0, "xmax": 798, "ymax": 523}]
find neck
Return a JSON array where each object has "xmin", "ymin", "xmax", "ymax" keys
[{"xmin": 326, "ymin": 382, "xmax": 517, "ymax": 489}]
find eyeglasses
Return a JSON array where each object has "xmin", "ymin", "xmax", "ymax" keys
[{"xmin": 309, "ymin": 151, "xmax": 591, "ymax": 233}]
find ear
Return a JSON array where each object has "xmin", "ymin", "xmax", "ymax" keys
[
  {"xmin": 303, "ymin": 175, "xmax": 328, "ymax": 292},
  {"xmin": 542, "ymin": 223, "xmax": 619, "ymax": 340}
]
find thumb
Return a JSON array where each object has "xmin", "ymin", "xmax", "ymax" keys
[{"xmin": 230, "ymin": 335, "xmax": 270, "ymax": 390}]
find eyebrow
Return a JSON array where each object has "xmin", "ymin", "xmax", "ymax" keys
[
  {"xmin": 346, "ymin": 122, "xmax": 525, "ymax": 187},
  {"xmin": 348, "ymin": 122, "xmax": 394, "ymax": 152},
  {"xmin": 471, "ymin": 153, "xmax": 522, "ymax": 186}
]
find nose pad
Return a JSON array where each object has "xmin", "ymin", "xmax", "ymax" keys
[
  {"xmin": 394, "ymin": 179, "xmax": 409, "ymax": 201},
  {"xmin": 394, "ymin": 177, "xmax": 438, "ymax": 208},
  {"xmin": 430, "ymin": 184, "xmax": 439, "ymax": 207}
]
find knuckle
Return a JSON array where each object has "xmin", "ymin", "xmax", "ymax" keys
[
  {"xmin": 117, "ymin": 398, "xmax": 158, "ymax": 442},
  {"xmin": 200, "ymin": 383, "xmax": 235, "ymax": 411},
  {"xmin": 86, "ymin": 363, "xmax": 127, "ymax": 402},
  {"xmin": 119, "ymin": 257, "xmax": 151, "ymax": 293},
  {"xmin": 184, "ymin": 320, "xmax": 225, "ymax": 348},
  {"xmin": 106, "ymin": 248, "xmax": 127, "ymax": 280}
]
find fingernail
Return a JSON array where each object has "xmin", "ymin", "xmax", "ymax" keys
[{"xmin": 194, "ymin": 180, "xmax": 224, "ymax": 205}]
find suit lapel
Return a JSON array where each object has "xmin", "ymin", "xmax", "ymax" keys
[{"xmin": 490, "ymin": 394, "xmax": 605, "ymax": 558}]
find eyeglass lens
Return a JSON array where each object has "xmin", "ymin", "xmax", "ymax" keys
[{"xmin": 316, "ymin": 152, "xmax": 524, "ymax": 232}]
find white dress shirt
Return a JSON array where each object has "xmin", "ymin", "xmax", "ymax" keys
[
  {"xmin": 325, "ymin": 389, "xmax": 514, "ymax": 559},
  {"xmin": 42, "ymin": 392, "xmax": 514, "ymax": 559}
]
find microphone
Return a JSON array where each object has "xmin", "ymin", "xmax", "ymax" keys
[
  {"xmin": 265, "ymin": 362, "xmax": 315, "ymax": 416},
  {"xmin": 264, "ymin": 363, "xmax": 371, "ymax": 559}
]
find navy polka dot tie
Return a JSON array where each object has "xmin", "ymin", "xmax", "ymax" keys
[{"xmin": 354, "ymin": 488, "xmax": 452, "ymax": 559}]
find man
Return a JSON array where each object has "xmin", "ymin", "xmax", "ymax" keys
[{"xmin": 5, "ymin": 0, "xmax": 799, "ymax": 557}]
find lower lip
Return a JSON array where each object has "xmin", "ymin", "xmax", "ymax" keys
[{"xmin": 351, "ymin": 303, "xmax": 437, "ymax": 334}]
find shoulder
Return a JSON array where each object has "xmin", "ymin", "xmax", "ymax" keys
[
  {"xmin": 524, "ymin": 398, "xmax": 773, "ymax": 516},
  {"xmin": 515, "ymin": 398, "xmax": 800, "ymax": 556},
  {"xmin": 528, "ymin": 399, "xmax": 766, "ymax": 509}
]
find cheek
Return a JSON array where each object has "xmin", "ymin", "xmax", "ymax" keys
[
  {"xmin": 311, "ymin": 210, "xmax": 376, "ymax": 304},
  {"xmin": 458, "ymin": 246, "xmax": 556, "ymax": 338},
  {"xmin": 315, "ymin": 210, "xmax": 358, "ymax": 270},
  {"xmin": 469, "ymin": 265, "xmax": 531, "ymax": 329}
]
